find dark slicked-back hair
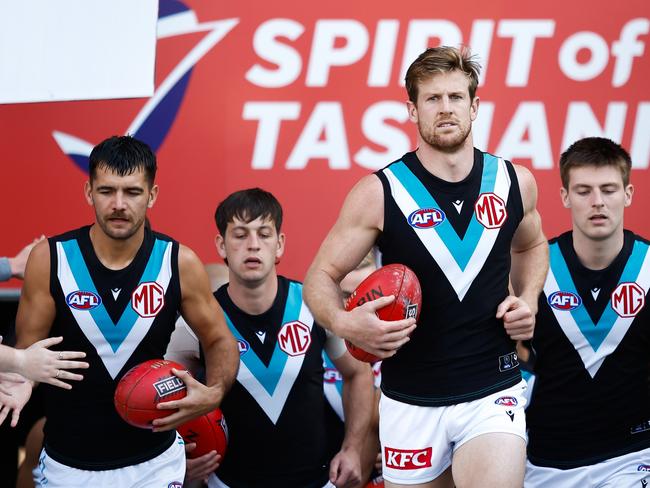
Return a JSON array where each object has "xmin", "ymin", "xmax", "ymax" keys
[
  {"xmin": 405, "ymin": 45, "xmax": 481, "ymax": 104},
  {"xmin": 560, "ymin": 137, "xmax": 632, "ymax": 189},
  {"xmin": 89, "ymin": 135, "xmax": 157, "ymax": 186},
  {"xmin": 215, "ymin": 188, "xmax": 283, "ymax": 236}
]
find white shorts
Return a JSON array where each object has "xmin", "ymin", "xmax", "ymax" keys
[
  {"xmin": 380, "ymin": 380, "xmax": 527, "ymax": 485},
  {"xmin": 33, "ymin": 433, "xmax": 186, "ymax": 488},
  {"xmin": 525, "ymin": 445, "xmax": 650, "ymax": 488},
  {"xmin": 208, "ymin": 474, "xmax": 336, "ymax": 488}
]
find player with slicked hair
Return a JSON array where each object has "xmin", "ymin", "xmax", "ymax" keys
[
  {"xmin": 304, "ymin": 46, "xmax": 548, "ymax": 488},
  {"xmin": 0, "ymin": 135, "xmax": 239, "ymax": 487}
]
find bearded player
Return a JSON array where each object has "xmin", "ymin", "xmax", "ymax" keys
[{"xmin": 304, "ymin": 46, "xmax": 548, "ymax": 488}]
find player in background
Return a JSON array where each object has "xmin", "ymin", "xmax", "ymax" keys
[
  {"xmin": 0, "ymin": 135, "xmax": 239, "ymax": 487},
  {"xmin": 166, "ymin": 188, "xmax": 374, "ymax": 488},
  {"xmin": 304, "ymin": 46, "xmax": 548, "ymax": 488},
  {"xmin": 525, "ymin": 137, "xmax": 650, "ymax": 487},
  {"xmin": 323, "ymin": 250, "xmax": 384, "ymax": 487}
]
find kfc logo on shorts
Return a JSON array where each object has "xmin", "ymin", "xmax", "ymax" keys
[
  {"xmin": 384, "ymin": 447, "xmax": 432, "ymax": 470},
  {"xmin": 66, "ymin": 290, "xmax": 101, "ymax": 310},
  {"xmin": 408, "ymin": 208, "xmax": 446, "ymax": 229},
  {"xmin": 278, "ymin": 321, "xmax": 312, "ymax": 356},
  {"xmin": 548, "ymin": 291, "xmax": 582, "ymax": 311},
  {"xmin": 132, "ymin": 281, "xmax": 165, "ymax": 318},
  {"xmin": 611, "ymin": 282, "xmax": 646, "ymax": 318},
  {"xmin": 495, "ymin": 396, "xmax": 518, "ymax": 407},
  {"xmin": 475, "ymin": 193, "xmax": 507, "ymax": 229}
]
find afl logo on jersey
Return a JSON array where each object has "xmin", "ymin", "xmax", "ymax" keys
[
  {"xmin": 278, "ymin": 321, "xmax": 312, "ymax": 356},
  {"xmin": 324, "ymin": 367, "xmax": 342, "ymax": 383},
  {"xmin": 237, "ymin": 339, "xmax": 250, "ymax": 356},
  {"xmin": 495, "ymin": 396, "xmax": 518, "ymax": 407},
  {"xmin": 548, "ymin": 291, "xmax": 582, "ymax": 311},
  {"xmin": 168, "ymin": 482, "xmax": 183, "ymax": 488},
  {"xmin": 66, "ymin": 290, "xmax": 101, "ymax": 310},
  {"xmin": 475, "ymin": 193, "xmax": 507, "ymax": 229},
  {"xmin": 408, "ymin": 208, "xmax": 445, "ymax": 229},
  {"xmin": 611, "ymin": 282, "xmax": 646, "ymax": 318},
  {"xmin": 132, "ymin": 281, "xmax": 165, "ymax": 318},
  {"xmin": 638, "ymin": 464, "xmax": 650, "ymax": 472}
]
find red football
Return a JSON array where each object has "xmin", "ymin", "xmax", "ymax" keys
[
  {"xmin": 114, "ymin": 359, "xmax": 187, "ymax": 429},
  {"xmin": 178, "ymin": 408, "xmax": 229, "ymax": 459},
  {"xmin": 344, "ymin": 264, "xmax": 422, "ymax": 363}
]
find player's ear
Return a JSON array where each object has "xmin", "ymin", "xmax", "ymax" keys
[
  {"xmin": 560, "ymin": 187, "xmax": 570, "ymax": 208},
  {"xmin": 624, "ymin": 184, "xmax": 634, "ymax": 207},
  {"xmin": 215, "ymin": 234, "xmax": 227, "ymax": 260},
  {"xmin": 147, "ymin": 185, "xmax": 159, "ymax": 208},
  {"xmin": 84, "ymin": 181, "xmax": 93, "ymax": 206},
  {"xmin": 275, "ymin": 232, "xmax": 286, "ymax": 264}
]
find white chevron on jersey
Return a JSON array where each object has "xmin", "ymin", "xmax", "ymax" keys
[
  {"xmin": 56, "ymin": 241, "xmax": 173, "ymax": 378},
  {"xmin": 544, "ymin": 252, "xmax": 650, "ymax": 378},
  {"xmin": 383, "ymin": 157, "xmax": 511, "ymax": 300},
  {"xmin": 234, "ymin": 301, "xmax": 314, "ymax": 424}
]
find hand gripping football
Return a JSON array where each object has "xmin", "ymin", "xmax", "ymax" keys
[
  {"xmin": 344, "ymin": 263, "xmax": 422, "ymax": 362},
  {"xmin": 114, "ymin": 359, "xmax": 187, "ymax": 429}
]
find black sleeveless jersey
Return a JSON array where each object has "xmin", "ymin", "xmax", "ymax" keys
[
  {"xmin": 214, "ymin": 276, "xmax": 331, "ymax": 488},
  {"xmin": 527, "ymin": 230, "xmax": 650, "ymax": 468},
  {"xmin": 44, "ymin": 225, "xmax": 181, "ymax": 469},
  {"xmin": 376, "ymin": 149, "xmax": 524, "ymax": 406}
]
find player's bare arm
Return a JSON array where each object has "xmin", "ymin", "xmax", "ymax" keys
[
  {"xmin": 154, "ymin": 245, "xmax": 238, "ymax": 431},
  {"xmin": 497, "ymin": 165, "xmax": 549, "ymax": 341},
  {"xmin": 329, "ymin": 349, "xmax": 374, "ymax": 487},
  {"xmin": 304, "ymin": 175, "xmax": 416, "ymax": 357}
]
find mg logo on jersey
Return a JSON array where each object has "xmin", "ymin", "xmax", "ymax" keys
[
  {"xmin": 153, "ymin": 375, "xmax": 186, "ymax": 397},
  {"xmin": 237, "ymin": 339, "xmax": 250, "ymax": 356},
  {"xmin": 475, "ymin": 193, "xmax": 507, "ymax": 229},
  {"xmin": 408, "ymin": 208, "xmax": 446, "ymax": 229},
  {"xmin": 66, "ymin": 290, "xmax": 101, "ymax": 310},
  {"xmin": 384, "ymin": 447, "xmax": 432, "ymax": 470},
  {"xmin": 278, "ymin": 321, "xmax": 312, "ymax": 356},
  {"xmin": 548, "ymin": 291, "xmax": 582, "ymax": 310},
  {"xmin": 132, "ymin": 281, "xmax": 165, "ymax": 318},
  {"xmin": 495, "ymin": 396, "xmax": 518, "ymax": 407},
  {"xmin": 611, "ymin": 282, "xmax": 645, "ymax": 318}
]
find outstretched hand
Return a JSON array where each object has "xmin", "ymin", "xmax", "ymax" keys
[
  {"xmin": 15, "ymin": 336, "xmax": 88, "ymax": 388},
  {"xmin": 0, "ymin": 377, "xmax": 32, "ymax": 427}
]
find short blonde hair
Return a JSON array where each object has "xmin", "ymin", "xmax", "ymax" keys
[{"xmin": 405, "ymin": 45, "xmax": 481, "ymax": 103}]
